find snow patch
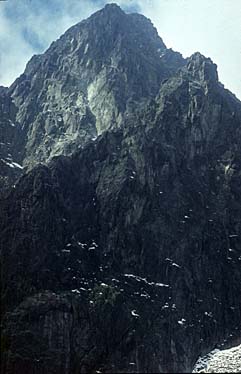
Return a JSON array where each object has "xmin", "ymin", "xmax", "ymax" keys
[
  {"xmin": 1, "ymin": 159, "xmax": 23, "ymax": 169},
  {"xmin": 100, "ymin": 283, "xmax": 108, "ymax": 287},
  {"xmin": 131, "ymin": 310, "xmax": 140, "ymax": 317},
  {"xmin": 124, "ymin": 274, "xmax": 169, "ymax": 288},
  {"xmin": 172, "ymin": 262, "xmax": 181, "ymax": 268},
  {"xmin": 84, "ymin": 43, "xmax": 89, "ymax": 54},
  {"xmin": 178, "ymin": 318, "xmax": 186, "ymax": 325}
]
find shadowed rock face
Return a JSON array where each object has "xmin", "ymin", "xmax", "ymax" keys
[{"xmin": 1, "ymin": 4, "xmax": 241, "ymax": 374}]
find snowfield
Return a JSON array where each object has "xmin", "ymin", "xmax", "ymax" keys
[{"xmin": 193, "ymin": 343, "xmax": 241, "ymax": 372}]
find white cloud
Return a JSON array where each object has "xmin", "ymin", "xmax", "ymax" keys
[
  {"xmin": 0, "ymin": 0, "xmax": 240, "ymax": 100},
  {"xmin": 0, "ymin": 4, "xmax": 35, "ymax": 86}
]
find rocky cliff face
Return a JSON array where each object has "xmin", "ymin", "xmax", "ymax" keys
[
  {"xmin": 1, "ymin": 3, "xmax": 241, "ymax": 374},
  {"xmin": 3, "ymin": 3, "xmax": 184, "ymax": 176},
  {"xmin": 0, "ymin": 87, "xmax": 24, "ymax": 191}
]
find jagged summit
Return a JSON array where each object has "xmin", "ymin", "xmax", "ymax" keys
[
  {"xmin": 187, "ymin": 52, "xmax": 218, "ymax": 83},
  {"xmin": 102, "ymin": 2, "xmax": 123, "ymax": 12},
  {"xmin": 5, "ymin": 3, "xmax": 182, "ymax": 174}
]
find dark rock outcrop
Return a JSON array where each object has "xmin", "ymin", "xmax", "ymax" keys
[{"xmin": 1, "ymin": 4, "xmax": 241, "ymax": 374}]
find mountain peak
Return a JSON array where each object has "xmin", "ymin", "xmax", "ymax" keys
[
  {"xmin": 6, "ymin": 2, "xmax": 184, "ymax": 170},
  {"xmin": 103, "ymin": 3, "xmax": 122, "ymax": 11},
  {"xmin": 93, "ymin": 2, "xmax": 125, "ymax": 19},
  {"xmin": 187, "ymin": 52, "xmax": 218, "ymax": 82}
]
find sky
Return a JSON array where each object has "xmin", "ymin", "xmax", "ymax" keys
[{"xmin": 0, "ymin": 0, "xmax": 240, "ymax": 100}]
